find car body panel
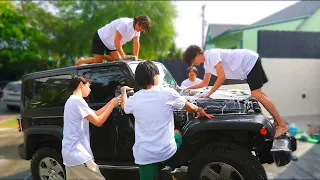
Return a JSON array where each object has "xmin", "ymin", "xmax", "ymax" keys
[{"xmin": 18, "ymin": 61, "xmax": 295, "ymax": 171}]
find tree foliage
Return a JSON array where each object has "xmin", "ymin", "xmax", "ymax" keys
[
  {"xmin": 0, "ymin": 1, "xmax": 50, "ymax": 61},
  {"xmin": 0, "ymin": 1, "xmax": 52, "ymax": 80},
  {"xmin": 48, "ymin": 1, "xmax": 178, "ymax": 62},
  {"xmin": 0, "ymin": 0, "xmax": 179, "ymax": 80}
]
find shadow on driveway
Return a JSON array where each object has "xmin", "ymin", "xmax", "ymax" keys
[
  {"xmin": 0, "ymin": 170, "xmax": 31, "ymax": 180},
  {"xmin": 276, "ymin": 143, "xmax": 320, "ymax": 179}
]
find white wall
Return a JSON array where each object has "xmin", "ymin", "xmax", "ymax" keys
[{"xmin": 221, "ymin": 58, "xmax": 320, "ymax": 117}]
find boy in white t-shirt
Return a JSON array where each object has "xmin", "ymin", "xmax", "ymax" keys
[
  {"xmin": 62, "ymin": 75, "xmax": 120, "ymax": 180},
  {"xmin": 180, "ymin": 66, "xmax": 202, "ymax": 88},
  {"xmin": 120, "ymin": 61, "xmax": 213, "ymax": 180},
  {"xmin": 182, "ymin": 45, "xmax": 289, "ymax": 138},
  {"xmin": 75, "ymin": 14, "xmax": 151, "ymax": 66}
]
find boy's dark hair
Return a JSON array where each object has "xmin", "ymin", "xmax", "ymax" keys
[
  {"xmin": 135, "ymin": 61, "xmax": 159, "ymax": 89},
  {"xmin": 134, "ymin": 14, "xmax": 151, "ymax": 34},
  {"xmin": 187, "ymin": 66, "xmax": 198, "ymax": 74},
  {"xmin": 70, "ymin": 75, "xmax": 91, "ymax": 90},
  {"xmin": 183, "ymin": 45, "xmax": 204, "ymax": 66}
]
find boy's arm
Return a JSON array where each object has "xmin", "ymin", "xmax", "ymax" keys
[
  {"xmin": 207, "ymin": 62, "xmax": 226, "ymax": 97},
  {"xmin": 187, "ymin": 73, "xmax": 211, "ymax": 89},
  {"xmin": 183, "ymin": 101, "xmax": 214, "ymax": 119},
  {"xmin": 133, "ymin": 36, "xmax": 140, "ymax": 58},
  {"xmin": 170, "ymin": 89, "xmax": 214, "ymax": 119},
  {"xmin": 85, "ymin": 97, "xmax": 120, "ymax": 127},
  {"xmin": 95, "ymin": 100, "xmax": 112, "ymax": 116},
  {"xmin": 115, "ymin": 30, "xmax": 129, "ymax": 59}
]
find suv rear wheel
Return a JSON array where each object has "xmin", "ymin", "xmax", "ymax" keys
[
  {"xmin": 31, "ymin": 148, "xmax": 65, "ymax": 180},
  {"xmin": 188, "ymin": 143, "xmax": 267, "ymax": 180}
]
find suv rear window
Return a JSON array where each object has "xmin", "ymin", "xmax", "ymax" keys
[{"xmin": 24, "ymin": 75, "xmax": 73, "ymax": 108}]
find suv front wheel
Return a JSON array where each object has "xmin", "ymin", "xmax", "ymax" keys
[
  {"xmin": 31, "ymin": 148, "xmax": 66, "ymax": 180},
  {"xmin": 188, "ymin": 143, "xmax": 267, "ymax": 180}
]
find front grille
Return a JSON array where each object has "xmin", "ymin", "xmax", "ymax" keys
[{"xmin": 247, "ymin": 99, "xmax": 262, "ymax": 113}]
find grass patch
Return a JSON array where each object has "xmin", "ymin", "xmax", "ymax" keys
[{"xmin": 0, "ymin": 118, "xmax": 19, "ymax": 128}]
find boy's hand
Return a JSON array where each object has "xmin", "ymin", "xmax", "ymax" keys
[
  {"xmin": 174, "ymin": 129, "xmax": 181, "ymax": 136},
  {"xmin": 123, "ymin": 55, "xmax": 131, "ymax": 60},
  {"xmin": 195, "ymin": 108, "xmax": 214, "ymax": 119},
  {"xmin": 195, "ymin": 93, "xmax": 210, "ymax": 98},
  {"xmin": 121, "ymin": 86, "xmax": 134, "ymax": 92},
  {"xmin": 110, "ymin": 97, "xmax": 121, "ymax": 107}
]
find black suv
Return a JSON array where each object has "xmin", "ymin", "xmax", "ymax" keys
[{"xmin": 18, "ymin": 61, "xmax": 297, "ymax": 180}]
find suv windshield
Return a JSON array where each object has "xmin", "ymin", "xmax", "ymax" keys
[{"xmin": 128, "ymin": 62, "xmax": 178, "ymax": 88}]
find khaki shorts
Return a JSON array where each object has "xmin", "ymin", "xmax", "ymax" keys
[{"xmin": 66, "ymin": 160, "xmax": 105, "ymax": 180}]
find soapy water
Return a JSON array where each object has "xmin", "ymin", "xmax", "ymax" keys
[{"xmin": 178, "ymin": 87, "xmax": 258, "ymax": 115}]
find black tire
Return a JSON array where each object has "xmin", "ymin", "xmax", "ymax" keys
[
  {"xmin": 188, "ymin": 143, "xmax": 267, "ymax": 180},
  {"xmin": 31, "ymin": 148, "xmax": 66, "ymax": 180}
]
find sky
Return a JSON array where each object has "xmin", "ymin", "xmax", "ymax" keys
[{"xmin": 173, "ymin": 1, "xmax": 298, "ymax": 49}]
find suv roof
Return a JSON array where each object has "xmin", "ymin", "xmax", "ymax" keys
[{"xmin": 22, "ymin": 60, "xmax": 159, "ymax": 79}]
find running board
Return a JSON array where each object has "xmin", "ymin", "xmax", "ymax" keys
[
  {"xmin": 98, "ymin": 165, "xmax": 173, "ymax": 171},
  {"xmin": 99, "ymin": 165, "xmax": 138, "ymax": 170}
]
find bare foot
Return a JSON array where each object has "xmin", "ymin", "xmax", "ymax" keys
[
  {"xmin": 75, "ymin": 57, "xmax": 84, "ymax": 66},
  {"xmin": 274, "ymin": 124, "xmax": 289, "ymax": 138}
]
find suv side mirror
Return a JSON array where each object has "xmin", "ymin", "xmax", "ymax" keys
[
  {"xmin": 127, "ymin": 90, "xmax": 134, "ymax": 97},
  {"xmin": 115, "ymin": 87, "xmax": 135, "ymax": 98}
]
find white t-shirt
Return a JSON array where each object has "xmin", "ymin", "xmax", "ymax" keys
[
  {"xmin": 181, "ymin": 78, "xmax": 202, "ymax": 88},
  {"xmin": 62, "ymin": 95, "xmax": 95, "ymax": 166},
  {"xmin": 124, "ymin": 86, "xmax": 186, "ymax": 165},
  {"xmin": 203, "ymin": 49, "xmax": 259, "ymax": 80},
  {"xmin": 97, "ymin": 18, "xmax": 140, "ymax": 50}
]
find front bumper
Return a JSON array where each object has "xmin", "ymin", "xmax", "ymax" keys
[{"xmin": 271, "ymin": 133, "xmax": 297, "ymax": 166}]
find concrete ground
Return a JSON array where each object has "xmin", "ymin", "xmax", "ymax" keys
[{"xmin": 0, "ymin": 101, "xmax": 319, "ymax": 180}]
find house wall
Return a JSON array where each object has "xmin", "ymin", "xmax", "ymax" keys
[
  {"xmin": 205, "ymin": 32, "xmax": 242, "ymax": 50},
  {"xmin": 242, "ymin": 19, "xmax": 306, "ymax": 51},
  {"xmin": 204, "ymin": 43, "xmax": 216, "ymax": 50},
  {"xmin": 299, "ymin": 9, "xmax": 320, "ymax": 31},
  {"xmin": 221, "ymin": 58, "xmax": 320, "ymax": 117}
]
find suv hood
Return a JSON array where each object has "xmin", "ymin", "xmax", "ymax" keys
[{"xmin": 178, "ymin": 87, "xmax": 261, "ymax": 115}]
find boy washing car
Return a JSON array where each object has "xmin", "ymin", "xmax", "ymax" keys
[
  {"xmin": 120, "ymin": 61, "xmax": 213, "ymax": 180},
  {"xmin": 182, "ymin": 45, "xmax": 289, "ymax": 138},
  {"xmin": 62, "ymin": 75, "xmax": 120, "ymax": 179}
]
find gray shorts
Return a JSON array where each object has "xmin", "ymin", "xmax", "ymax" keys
[{"xmin": 66, "ymin": 160, "xmax": 105, "ymax": 180}]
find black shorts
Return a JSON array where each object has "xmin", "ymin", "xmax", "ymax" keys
[
  {"xmin": 246, "ymin": 57, "xmax": 268, "ymax": 91},
  {"xmin": 91, "ymin": 32, "xmax": 117, "ymax": 55}
]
